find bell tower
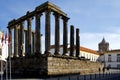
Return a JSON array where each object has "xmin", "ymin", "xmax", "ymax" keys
[{"xmin": 98, "ymin": 38, "xmax": 109, "ymax": 53}]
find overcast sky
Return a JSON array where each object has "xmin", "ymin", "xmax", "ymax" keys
[{"xmin": 0, "ymin": 0, "xmax": 120, "ymax": 51}]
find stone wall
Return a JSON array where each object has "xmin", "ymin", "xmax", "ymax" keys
[
  {"xmin": 8, "ymin": 55, "xmax": 103, "ymax": 77},
  {"xmin": 8, "ymin": 55, "xmax": 48, "ymax": 76},
  {"xmin": 47, "ymin": 56, "xmax": 103, "ymax": 75}
]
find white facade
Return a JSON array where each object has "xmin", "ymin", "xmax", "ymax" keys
[
  {"xmin": 80, "ymin": 50, "xmax": 99, "ymax": 62},
  {"xmin": 50, "ymin": 45, "xmax": 100, "ymax": 62},
  {"xmin": 98, "ymin": 50, "xmax": 120, "ymax": 69},
  {"xmin": 0, "ymin": 31, "xmax": 8, "ymax": 61},
  {"xmin": 79, "ymin": 46, "xmax": 100, "ymax": 62}
]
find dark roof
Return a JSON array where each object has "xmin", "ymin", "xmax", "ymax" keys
[
  {"xmin": 99, "ymin": 37, "xmax": 109, "ymax": 45},
  {"xmin": 106, "ymin": 49, "xmax": 120, "ymax": 53}
]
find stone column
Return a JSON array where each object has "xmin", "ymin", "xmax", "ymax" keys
[
  {"xmin": 76, "ymin": 28, "xmax": 80, "ymax": 57},
  {"xmin": 8, "ymin": 28, "xmax": 12, "ymax": 57},
  {"xmin": 14, "ymin": 25, "xmax": 19, "ymax": 57},
  {"xmin": 18, "ymin": 28, "xmax": 20, "ymax": 56},
  {"xmin": 53, "ymin": 12, "xmax": 60, "ymax": 55},
  {"xmin": 70, "ymin": 25, "xmax": 74, "ymax": 57},
  {"xmin": 25, "ymin": 30, "xmax": 28, "ymax": 56},
  {"xmin": 27, "ymin": 17, "xmax": 32, "ymax": 56},
  {"xmin": 20, "ymin": 21, "xmax": 25, "ymax": 57},
  {"xmin": 45, "ymin": 9, "xmax": 51, "ymax": 55},
  {"xmin": 62, "ymin": 16, "xmax": 69, "ymax": 55},
  {"xmin": 35, "ymin": 13, "xmax": 42, "ymax": 54},
  {"xmin": 32, "ymin": 32, "xmax": 35, "ymax": 54}
]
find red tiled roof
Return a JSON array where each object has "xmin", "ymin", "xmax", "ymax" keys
[
  {"xmin": 80, "ymin": 46, "xmax": 100, "ymax": 55},
  {"xmin": 50, "ymin": 45, "xmax": 100, "ymax": 55}
]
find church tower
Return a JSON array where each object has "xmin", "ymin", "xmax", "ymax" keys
[{"xmin": 98, "ymin": 38, "xmax": 109, "ymax": 53}]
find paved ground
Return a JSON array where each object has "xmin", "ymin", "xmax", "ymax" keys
[{"xmin": 1, "ymin": 69, "xmax": 120, "ymax": 80}]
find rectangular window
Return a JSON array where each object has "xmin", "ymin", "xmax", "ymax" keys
[
  {"xmin": 117, "ymin": 64, "xmax": 120, "ymax": 68},
  {"xmin": 117, "ymin": 54, "xmax": 120, "ymax": 62},
  {"xmin": 108, "ymin": 54, "xmax": 111, "ymax": 62},
  {"xmin": 108, "ymin": 64, "xmax": 111, "ymax": 68}
]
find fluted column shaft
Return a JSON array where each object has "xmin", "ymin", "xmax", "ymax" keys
[
  {"xmin": 35, "ymin": 13, "xmax": 42, "ymax": 54},
  {"xmin": 18, "ymin": 28, "xmax": 20, "ymax": 56},
  {"xmin": 32, "ymin": 32, "xmax": 35, "ymax": 54},
  {"xmin": 27, "ymin": 17, "xmax": 32, "ymax": 55},
  {"xmin": 25, "ymin": 30, "xmax": 28, "ymax": 56},
  {"xmin": 45, "ymin": 9, "xmax": 51, "ymax": 54},
  {"xmin": 76, "ymin": 28, "xmax": 80, "ymax": 57},
  {"xmin": 14, "ymin": 25, "xmax": 19, "ymax": 57},
  {"xmin": 62, "ymin": 16, "xmax": 69, "ymax": 55},
  {"xmin": 20, "ymin": 21, "xmax": 25, "ymax": 57},
  {"xmin": 54, "ymin": 12, "xmax": 60, "ymax": 55},
  {"xmin": 70, "ymin": 25, "xmax": 74, "ymax": 56}
]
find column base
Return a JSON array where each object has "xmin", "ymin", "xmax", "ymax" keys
[
  {"xmin": 69, "ymin": 55, "xmax": 74, "ymax": 57},
  {"xmin": 13, "ymin": 55, "xmax": 19, "ymax": 59},
  {"xmin": 44, "ymin": 51, "xmax": 52, "ymax": 57},
  {"xmin": 35, "ymin": 52, "xmax": 42, "ymax": 56},
  {"xmin": 62, "ymin": 53, "xmax": 68, "ymax": 56},
  {"xmin": 54, "ymin": 51, "xmax": 60, "ymax": 56},
  {"xmin": 13, "ymin": 55, "xmax": 19, "ymax": 58}
]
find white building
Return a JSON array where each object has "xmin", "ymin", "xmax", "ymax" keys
[
  {"xmin": 50, "ymin": 45, "xmax": 100, "ymax": 62},
  {"xmin": 80, "ymin": 46, "xmax": 100, "ymax": 62},
  {"xmin": 0, "ymin": 30, "xmax": 8, "ymax": 73},
  {"xmin": 98, "ymin": 38, "xmax": 120, "ymax": 69},
  {"xmin": 103, "ymin": 50, "xmax": 120, "ymax": 69}
]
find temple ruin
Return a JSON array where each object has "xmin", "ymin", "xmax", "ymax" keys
[{"xmin": 7, "ymin": 1, "xmax": 103, "ymax": 77}]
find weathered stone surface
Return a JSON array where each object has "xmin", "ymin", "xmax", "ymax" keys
[
  {"xmin": 53, "ymin": 12, "xmax": 60, "ymax": 55},
  {"xmin": 20, "ymin": 21, "xmax": 25, "ymax": 57},
  {"xmin": 76, "ymin": 28, "xmax": 80, "ymax": 57},
  {"xmin": 8, "ymin": 28, "xmax": 12, "ymax": 57},
  {"xmin": 62, "ymin": 16, "xmax": 69, "ymax": 55},
  {"xmin": 8, "ymin": 56, "xmax": 103, "ymax": 76},
  {"xmin": 7, "ymin": 1, "xmax": 103, "ymax": 78},
  {"xmin": 70, "ymin": 25, "xmax": 74, "ymax": 56},
  {"xmin": 14, "ymin": 24, "xmax": 19, "ymax": 57},
  {"xmin": 35, "ymin": 13, "xmax": 42, "ymax": 54},
  {"xmin": 45, "ymin": 9, "xmax": 51, "ymax": 55},
  {"xmin": 27, "ymin": 15, "xmax": 33, "ymax": 56},
  {"xmin": 32, "ymin": 32, "xmax": 35, "ymax": 54},
  {"xmin": 47, "ymin": 56, "xmax": 103, "ymax": 75},
  {"xmin": 25, "ymin": 30, "xmax": 28, "ymax": 56},
  {"xmin": 9, "ymin": 56, "xmax": 48, "ymax": 76}
]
